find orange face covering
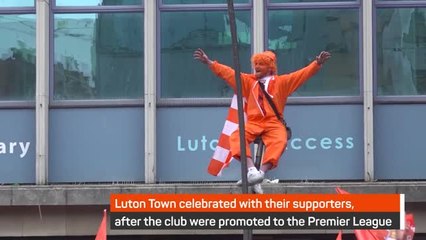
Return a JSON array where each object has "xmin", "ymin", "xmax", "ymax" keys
[{"xmin": 251, "ymin": 51, "xmax": 277, "ymax": 75}]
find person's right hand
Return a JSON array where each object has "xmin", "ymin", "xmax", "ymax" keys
[
  {"xmin": 193, "ymin": 48, "xmax": 212, "ymax": 65},
  {"xmin": 315, "ymin": 51, "xmax": 331, "ymax": 65}
]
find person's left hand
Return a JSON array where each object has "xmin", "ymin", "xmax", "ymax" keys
[{"xmin": 316, "ymin": 51, "xmax": 331, "ymax": 65}]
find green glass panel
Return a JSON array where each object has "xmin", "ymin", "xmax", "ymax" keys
[
  {"xmin": 56, "ymin": 0, "xmax": 142, "ymax": 6},
  {"xmin": 0, "ymin": 14, "xmax": 35, "ymax": 100},
  {"xmin": 161, "ymin": 10, "xmax": 251, "ymax": 98},
  {"xmin": 268, "ymin": 9, "xmax": 359, "ymax": 96},
  {"xmin": 54, "ymin": 13, "xmax": 144, "ymax": 100},
  {"xmin": 377, "ymin": 8, "xmax": 426, "ymax": 96}
]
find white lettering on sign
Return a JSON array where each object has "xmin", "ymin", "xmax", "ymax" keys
[
  {"xmin": 177, "ymin": 136, "xmax": 218, "ymax": 152},
  {"xmin": 0, "ymin": 142, "xmax": 30, "ymax": 158},
  {"xmin": 176, "ymin": 135, "xmax": 354, "ymax": 152}
]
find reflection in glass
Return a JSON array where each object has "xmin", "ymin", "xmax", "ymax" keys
[
  {"xmin": 0, "ymin": 14, "xmax": 35, "ymax": 100},
  {"xmin": 161, "ymin": 11, "xmax": 251, "ymax": 98},
  {"xmin": 0, "ymin": 0, "xmax": 34, "ymax": 7},
  {"xmin": 269, "ymin": 0, "xmax": 354, "ymax": 2},
  {"xmin": 56, "ymin": 0, "xmax": 142, "ymax": 7},
  {"xmin": 268, "ymin": 9, "xmax": 359, "ymax": 96},
  {"xmin": 163, "ymin": 0, "xmax": 247, "ymax": 4},
  {"xmin": 54, "ymin": 13, "xmax": 144, "ymax": 100},
  {"xmin": 377, "ymin": 8, "xmax": 426, "ymax": 96}
]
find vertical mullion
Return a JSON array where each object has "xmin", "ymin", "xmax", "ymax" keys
[
  {"xmin": 363, "ymin": 0, "xmax": 374, "ymax": 181},
  {"xmin": 253, "ymin": 0, "xmax": 264, "ymax": 53},
  {"xmin": 36, "ymin": 0, "xmax": 50, "ymax": 184},
  {"xmin": 144, "ymin": 0, "xmax": 157, "ymax": 183}
]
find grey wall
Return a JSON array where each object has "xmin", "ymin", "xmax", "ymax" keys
[
  {"xmin": 375, "ymin": 104, "xmax": 426, "ymax": 180},
  {"xmin": 49, "ymin": 108, "xmax": 145, "ymax": 183}
]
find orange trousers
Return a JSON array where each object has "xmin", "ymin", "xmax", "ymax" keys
[{"xmin": 229, "ymin": 117, "xmax": 287, "ymax": 169}]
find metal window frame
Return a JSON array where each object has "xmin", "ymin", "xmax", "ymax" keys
[
  {"xmin": 0, "ymin": 6, "xmax": 36, "ymax": 108},
  {"xmin": 157, "ymin": 1, "xmax": 252, "ymax": 107},
  {"xmin": 50, "ymin": 0, "xmax": 145, "ymax": 108},
  {"xmin": 374, "ymin": 0, "xmax": 426, "ymax": 103},
  {"xmin": 34, "ymin": 0, "xmax": 147, "ymax": 184},
  {"xmin": 157, "ymin": 0, "xmax": 364, "ymax": 107},
  {"xmin": 266, "ymin": 0, "xmax": 363, "ymax": 105}
]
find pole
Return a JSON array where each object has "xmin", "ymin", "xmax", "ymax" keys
[{"xmin": 226, "ymin": 1, "xmax": 252, "ymax": 240}]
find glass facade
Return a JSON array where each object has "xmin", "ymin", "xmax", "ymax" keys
[
  {"xmin": 269, "ymin": 0, "xmax": 355, "ymax": 2},
  {"xmin": 3, "ymin": 0, "xmax": 426, "ymax": 185},
  {"xmin": 53, "ymin": 13, "xmax": 144, "ymax": 100},
  {"xmin": 268, "ymin": 9, "xmax": 359, "ymax": 96},
  {"xmin": 3, "ymin": 6, "xmax": 426, "ymax": 240},
  {"xmin": 160, "ymin": 10, "xmax": 251, "ymax": 98},
  {"xmin": 0, "ymin": 0, "xmax": 34, "ymax": 7},
  {"xmin": 162, "ymin": 0, "xmax": 248, "ymax": 4},
  {"xmin": 56, "ymin": 0, "xmax": 143, "ymax": 6},
  {"xmin": 0, "ymin": 14, "xmax": 35, "ymax": 100},
  {"xmin": 376, "ymin": 8, "xmax": 426, "ymax": 96}
]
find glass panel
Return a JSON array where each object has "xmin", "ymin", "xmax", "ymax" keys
[
  {"xmin": 268, "ymin": 9, "xmax": 359, "ymax": 96},
  {"xmin": 0, "ymin": 0, "xmax": 34, "ymax": 7},
  {"xmin": 163, "ymin": 0, "xmax": 247, "ymax": 4},
  {"xmin": 54, "ymin": 13, "xmax": 144, "ymax": 100},
  {"xmin": 161, "ymin": 11, "xmax": 251, "ymax": 98},
  {"xmin": 269, "ymin": 0, "xmax": 354, "ymax": 2},
  {"xmin": 377, "ymin": 8, "xmax": 426, "ymax": 96},
  {"xmin": 56, "ymin": 0, "xmax": 142, "ymax": 7},
  {"xmin": 0, "ymin": 14, "xmax": 35, "ymax": 100}
]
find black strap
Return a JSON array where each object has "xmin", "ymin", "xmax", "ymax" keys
[{"xmin": 259, "ymin": 82, "xmax": 288, "ymax": 127}]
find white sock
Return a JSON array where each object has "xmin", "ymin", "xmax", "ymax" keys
[{"xmin": 248, "ymin": 167, "xmax": 257, "ymax": 172}]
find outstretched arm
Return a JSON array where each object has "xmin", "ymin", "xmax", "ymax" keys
[
  {"xmin": 193, "ymin": 48, "xmax": 238, "ymax": 91},
  {"xmin": 285, "ymin": 51, "xmax": 331, "ymax": 94}
]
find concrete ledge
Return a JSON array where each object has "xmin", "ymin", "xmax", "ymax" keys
[{"xmin": 1, "ymin": 182, "xmax": 426, "ymax": 206}]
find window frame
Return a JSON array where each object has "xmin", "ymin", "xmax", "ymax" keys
[
  {"xmin": 374, "ymin": 0, "xmax": 426, "ymax": 104},
  {"xmin": 0, "ymin": 4, "xmax": 36, "ymax": 108},
  {"xmin": 51, "ymin": 3, "xmax": 145, "ymax": 108},
  {"xmin": 266, "ymin": 0, "xmax": 362, "ymax": 105},
  {"xmin": 157, "ymin": 1, "xmax": 252, "ymax": 107}
]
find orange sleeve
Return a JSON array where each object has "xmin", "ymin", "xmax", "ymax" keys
[
  {"xmin": 284, "ymin": 61, "xmax": 321, "ymax": 95},
  {"xmin": 209, "ymin": 61, "xmax": 237, "ymax": 92}
]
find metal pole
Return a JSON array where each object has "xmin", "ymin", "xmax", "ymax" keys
[{"xmin": 226, "ymin": 1, "xmax": 252, "ymax": 240}]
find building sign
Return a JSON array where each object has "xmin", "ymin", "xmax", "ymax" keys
[
  {"xmin": 158, "ymin": 105, "xmax": 364, "ymax": 182},
  {"xmin": 0, "ymin": 110, "xmax": 35, "ymax": 184}
]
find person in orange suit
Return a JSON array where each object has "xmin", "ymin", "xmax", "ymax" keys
[{"xmin": 193, "ymin": 48, "xmax": 331, "ymax": 185}]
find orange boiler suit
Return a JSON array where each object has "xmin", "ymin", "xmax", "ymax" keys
[{"xmin": 209, "ymin": 60, "xmax": 321, "ymax": 169}]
